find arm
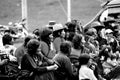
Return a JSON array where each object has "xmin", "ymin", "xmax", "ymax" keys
[
  {"xmin": 64, "ymin": 57, "xmax": 74, "ymax": 79},
  {"xmin": 21, "ymin": 54, "xmax": 57, "ymax": 74}
]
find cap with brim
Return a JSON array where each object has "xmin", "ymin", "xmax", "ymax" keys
[{"xmin": 105, "ymin": 29, "xmax": 113, "ymax": 34}]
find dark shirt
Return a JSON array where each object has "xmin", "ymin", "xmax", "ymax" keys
[
  {"xmin": 53, "ymin": 52, "xmax": 74, "ymax": 80},
  {"xmin": 21, "ymin": 54, "xmax": 47, "ymax": 73}
]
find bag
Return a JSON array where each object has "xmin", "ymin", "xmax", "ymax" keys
[
  {"xmin": 17, "ymin": 70, "xmax": 33, "ymax": 80},
  {"xmin": 2, "ymin": 61, "xmax": 20, "ymax": 78}
]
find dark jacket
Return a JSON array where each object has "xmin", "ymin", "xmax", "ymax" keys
[
  {"xmin": 53, "ymin": 52, "xmax": 74, "ymax": 80},
  {"xmin": 21, "ymin": 53, "xmax": 55, "ymax": 80}
]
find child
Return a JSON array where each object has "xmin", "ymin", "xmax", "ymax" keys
[{"xmin": 79, "ymin": 54, "xmax": 97, "ymax": 80}]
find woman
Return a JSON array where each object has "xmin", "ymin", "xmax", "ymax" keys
[
  {"xmin": 40, "ymin": 27, "xmax": 55, "ymax": 58},
  {"xmin": 71, "ymin": 34, "xmax": 84, "ymax": 57},
  {"xmin": 2, "ymin": 34, "xmax": 17, "ymax": 61},
  {"xmin": 53, "ymin": 41, "xmax": 75, "ymax": 80},
  {"xmin": 21, "ymin": 39, "xmax": 58, "ymax": 80}
]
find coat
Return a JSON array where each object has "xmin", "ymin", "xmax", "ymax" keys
[{"xmin": 21, "ymin": 53, "xmax": 55, "ymax": 80}]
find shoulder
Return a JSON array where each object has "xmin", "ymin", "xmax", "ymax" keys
[
  {"xmin": 53, "ymin": 53, "xmax": 69, "ymax": 61},
  {"xmin": 80, "ymin": 66, "xmax": 93, "ymax": 72}
]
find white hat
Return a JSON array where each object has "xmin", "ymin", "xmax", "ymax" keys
[
  {"xmin": 53, "ymin": 23, "xmax": 64, "ymax": 31},
  {"xmin": 105, "ymin": 29, "xmax": 113, "ymax": 34}
]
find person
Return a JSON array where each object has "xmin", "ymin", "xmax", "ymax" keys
[
  {"xmin": 0, "ymin": 34, "xmax": 18, "ymax": 76},
  {"xmin": 105, "ymin": 29, "xmax": 118, "ymax": 53},
  {"xmin": 79, "ymin": 54, "xmax": 97, "ymax": 80},
  {"xmin": 1, "ymin": 34, "xmax": 17, "ymax": 61},
  {"xmin": 53, "ymin": 41, "xmax": 75, "ymax": 80},
  {"xmin": 85, "ymin": 28, "xmax": 99, "ymax": 55},
  {"xmin": 14, "ymin": 35, "xmax": 34, "ymax": 68},
  {"xmin": 53, "ymin": 24, "xmax": 66, "ymax": 53},
  {"xmin": 40, "ymin": 27, "xmax": 55, "ymax": 58},
  {"xmin": 71, "ymin": 34, "xmax": 84, "ymax": 57},
  {"xmin": 21, "ymin": 39, "xmax": 58, "ymax": 80}
]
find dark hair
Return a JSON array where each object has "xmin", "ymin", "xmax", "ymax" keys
[
  {"xmin": 40, "ymin": 28, "xmax": 52, "ymax": 45},
  {"xmin": 65, "ymin": 32, "xmax": 75, "ymax": 42},
  {"xmin": 33, "ymin": 29, "xmax": 42, "ymax": 41},
  {"xmin": 33, "ymin": 29, "xmax": 40, "ymax": 36},
  {"xmin": 2, "ymin": 34, "xmax": 12, "ymax": 46},
  {"xmin": 111, "ymin": 54, "xmax": 117, "ymax": 60},
  {"xmin": 24, "ymin": 35, "xmax": 33, "ymax": 47},
  {"xmin": 60, "ymin": 41, "xmax": 71, "ymax": 55},
  {"xmin": 79, "ymin": 54, "xmax": 90, "ymax": 65},
  {"xmin": 53, "ymin": 29, "xmax": 64, "ymax": 38},
  {"xmin": 72, "ymin": 34, "xmax": 83, "ymax": 50},
  {"xmin": 27, "ymin": 39, "xmax": 40, "ymax": 55},
  {"xmin": 65, "ymin": 22, "xmax": 76, "ymax": 32}
]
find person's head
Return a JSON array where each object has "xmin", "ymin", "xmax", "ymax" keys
[
  {"xmin": 33, "ymin": 29, "xmax": 42, "ymax": 41},
  {"xmin": 60, "ymin": 41, "xmax": 71, "ymax": 56},
  {"xmin": 2, "ymin": 34, "xmax": 13, "ymax": 46},
  {"xmin": 79, "ymin": 54, "xmax": 90, "ymax": 65},
  {"xmin": 72, "ymin": 34, "xmax": 84, "ymax": 50},
  {"xmin": 105, "ymin": 29, "xmax": 113, "ymax": 39},
  {"xmin": 65, "ymin": 32, "xmax": 75, "ymax": 42},
  {"xmin": 41, "ymin": 27, "xmax": 52, "ymax": 44},
  {"xmin": 99, "ymin": 46, "xmax": 111, "ymax": 61},
  {"xmin": 24, "ymin": 35, "xmax": 34, "ymax": 47},
  {"xmin": 4, "ymin": 30, "xmax": 11, "ymax": 35},
  {"xmin": 86, "ymin": 28, "xmax": 97, "ymax": 39},
  {"xmin": 27, "ymin": 39, "xmax": 40, "ymax": 55}
]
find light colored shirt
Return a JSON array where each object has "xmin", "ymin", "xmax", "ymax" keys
[{"xmin": 79, "ymin": 65, "xmax": 97, "ymax": 80}]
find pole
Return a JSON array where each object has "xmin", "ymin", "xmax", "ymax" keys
[
  {"xmin": 21, "ymin": 0, "xmax": 28, "ymax": 30},
  {"xmin": 67, "ymin": 0, "xmax": 71, "ymax": 22}
]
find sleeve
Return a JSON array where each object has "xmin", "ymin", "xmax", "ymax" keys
[
  {"xmin": 40, "ymin": 42, "xmax": 49, "ymax": 57},
  {"xmin": 64, "ymin": 57, "xmax": 74, "ymax": 79},
  {"xmin": 89, "ymin": 69, "xmax": 97, "ymax": 80},
  {"xmin": 37, "ymin": 52, "xmax": 54, "ymax": 65},
  {"xmin": 14, "ymin": 47, "xmax": 24, "ymax": 65}
]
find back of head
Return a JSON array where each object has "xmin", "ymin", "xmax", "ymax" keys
[
  {"xmin": 2, "ymin": 34, "xmax": 12, "ymax": 46},
  {"xmin": 60, "ymin": 41, "xmax": 71, "ymax": 55},
  {"xmin": 79, "ymin": 54, "xmax": 90, "ymax": 65},
  {"xmin": 27, "ymin": 39, "xmax": 40, "ymax": 55},
  {"xmin": 72, "ymin": 34, "xmax": 83, "ymax": 49},
  {"xmin": 24, "ymin": 35, "xmax": 34, "ymax": 47}
]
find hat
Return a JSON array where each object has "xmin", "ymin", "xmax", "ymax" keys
[
  {"xmin": 53, "ymin": 23, "xmax": 64, "ymax": 31},
  {"xmin": 86, "ymin": 28, "xmax": 97, "ymax": 36},
  {"xmin": 49, "ymin": 21, "xmax": 56, "ymax": 25},
  {"xmin": 91, "ymin": 21, "xmax": 105, "ymax": 30},
  {"xmin": 105, "ymin": 29, "xmax": 113, "ymax": 34}
]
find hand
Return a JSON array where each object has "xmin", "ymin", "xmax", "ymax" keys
[{"xmin": 47, "ymin": 64, "xmax": 58, "ymax": 71}]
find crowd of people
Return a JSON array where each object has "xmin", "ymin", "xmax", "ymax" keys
[{"xmin": 0, "ymin": 19, "xmax": 120, "ymax": 80}]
